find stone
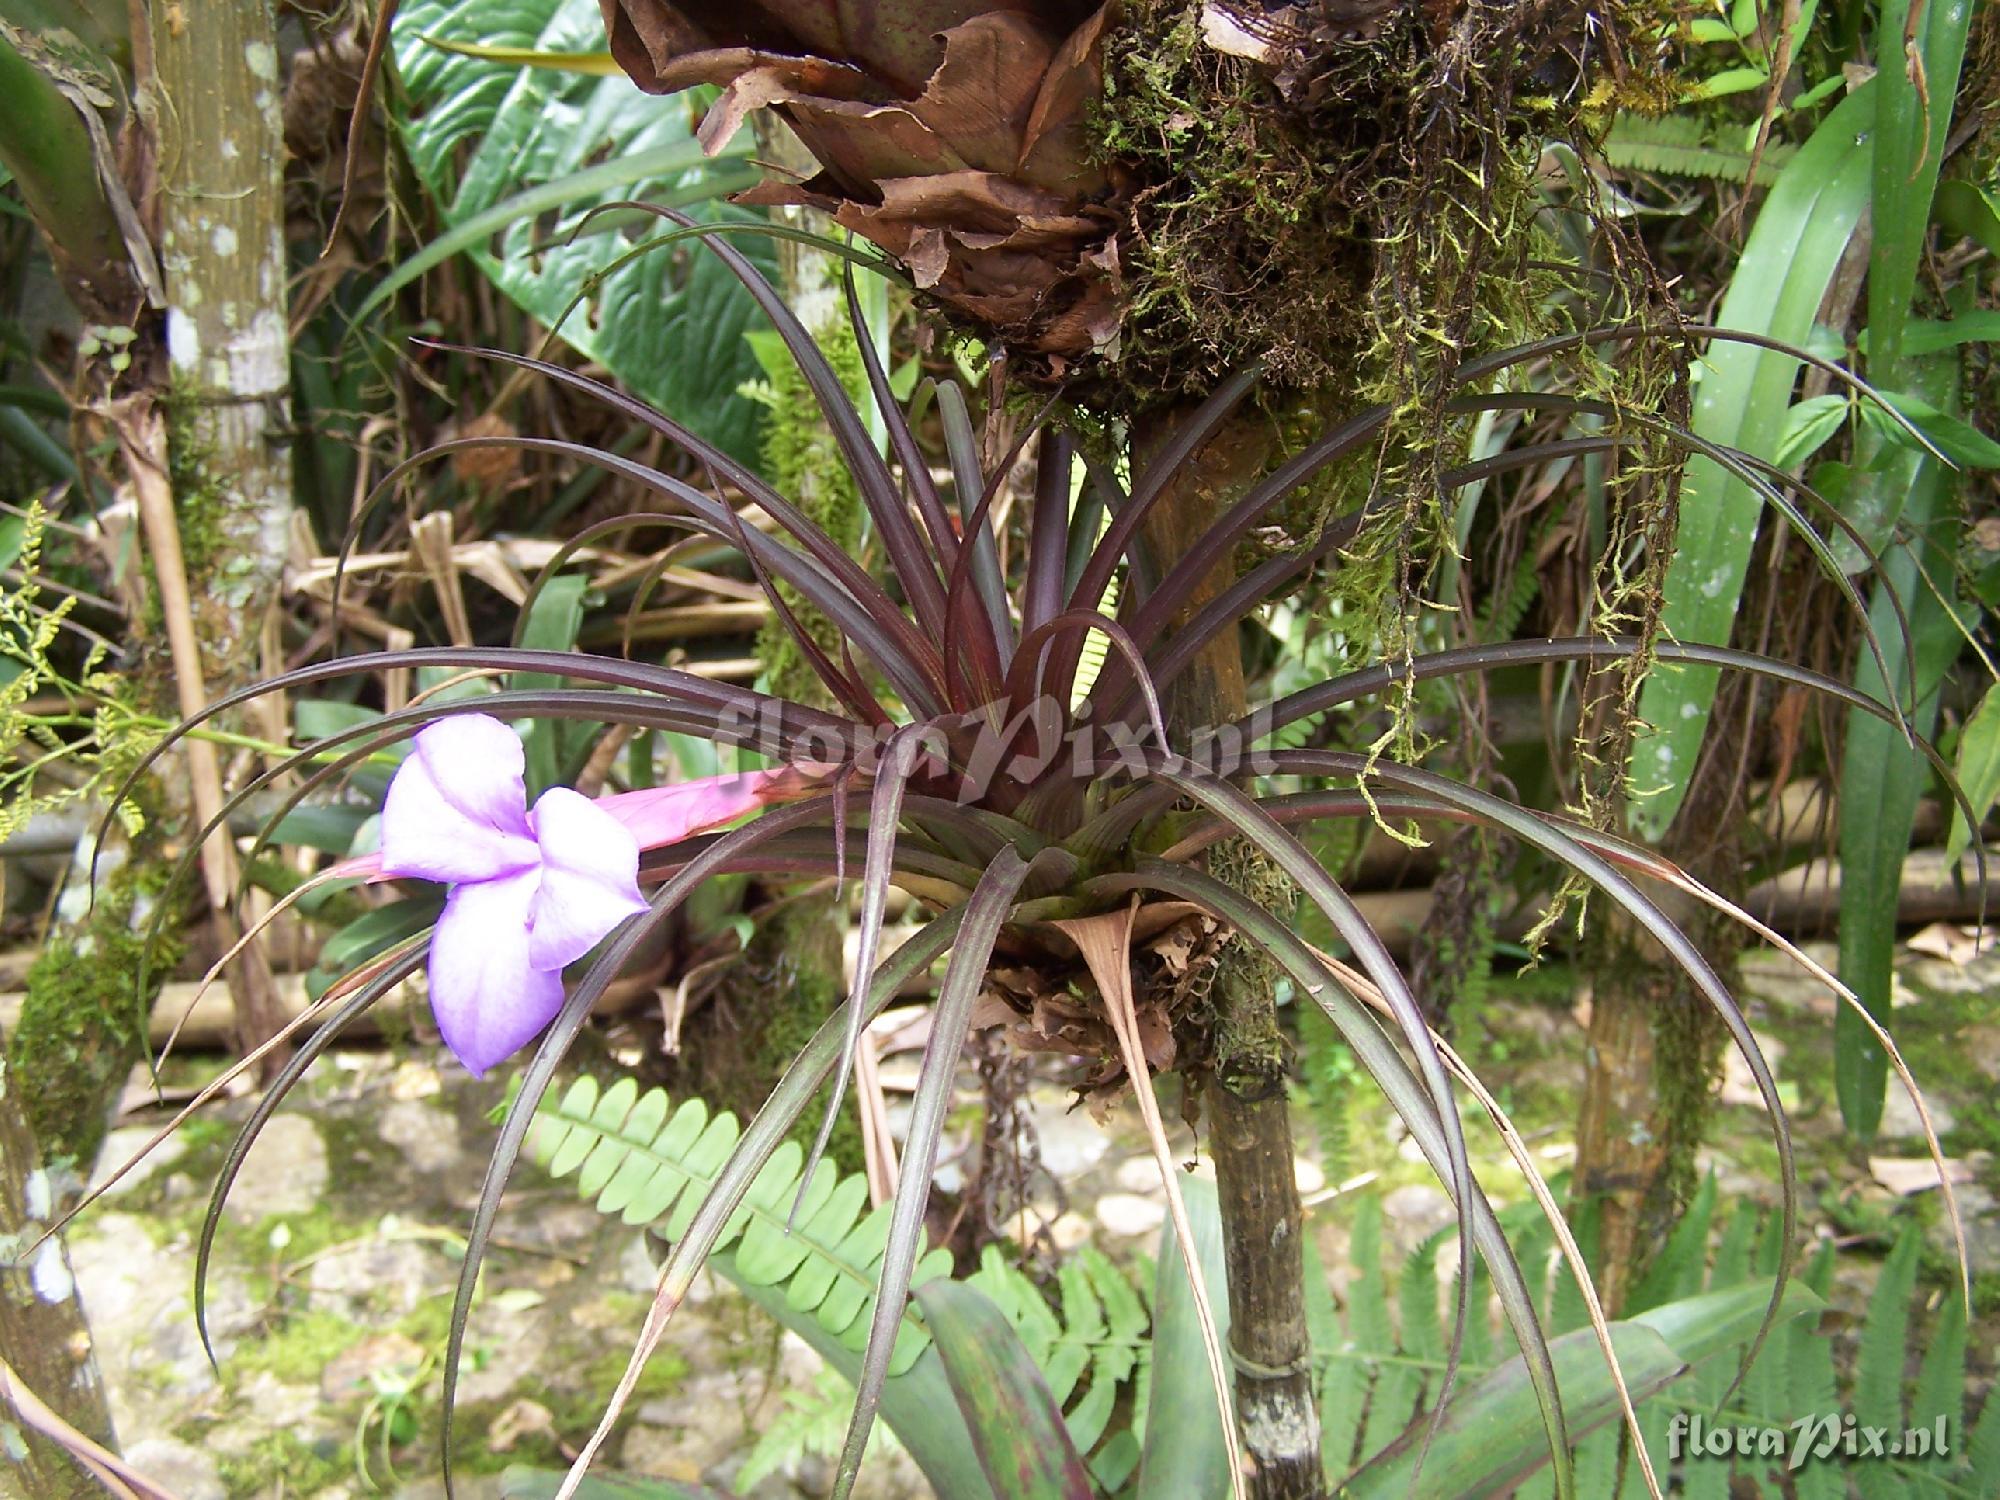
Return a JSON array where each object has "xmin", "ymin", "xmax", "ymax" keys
[
  {"xmin": 1114, "ymin": 1155, "xmax": 1165, "ymax": 1193},
  {"xmin": 1046, "ymin": 1211, "xmax": 1092, "ymax": 1251},
  {"xmin": 306, "ymin": 1235, "xmax": 448, "ymax": 1319},
  {"xmin": 1027, "ymin": 1088, "xmax": 1112, "ymax": 1177},
  {"xmin": 1961, "ymin": 1025, "xmax": 2000, "ymax": 1083},
  {"xmin": 486, "ymin": 1397, "xmax": 555, "ymax": 1453},
  {"xmin": 1094, "ymin": 1192, "xmax": 1166, "ymax": 1238},
  {"xmin": 1380, "ymin": 1183, "xmax": 1454, "ymax": 1251},
  {"xmin": 88, "ymin": 1126, "xmax": 186, "ymax": 1199},
  {"xmin": 386, "ymin": 1059, "xmax": 443, "ymax": 1100},
  {"xmin": 623, "ymin": 1372, "xmax": 746, "ymax": 1479},
  {"xmin": 1929, "ymin": 1183, "xmax": 2000, "ymax": 1276},
  {"xmin": 1878, "ymin": 1084, "xmax": 1956, "ymax": 1141},
  {"xmin": 320, "ymin": 1332, "xmax": 427, "ymax": 1401},
  {"xmin": 208, "ymin": 1372, "xmax": 320, "ymax": 1448},
  {"xmin": 123, "ymin": 1437, "xmax": 224, "ymax": 1500},
  {"xmin": 223, "ymin": 1113, "xmax": 328, "ymax": 1221},
  {"xmin": 376, "ymin": 1098, "xmax": 463, "ymax": 1174},
  {"xmin": 1718, "ymin": 1031, "xmax": 1788, "ymax": 1109}
]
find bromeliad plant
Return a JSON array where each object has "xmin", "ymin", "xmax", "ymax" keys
[{"xmin": 99, "ymin": 216, "xmax": 1973, "ymax": 1500}]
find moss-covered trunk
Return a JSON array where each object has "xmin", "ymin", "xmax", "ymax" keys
[
  {"xmin": 0, "ymin": 1056, "xmax": 120, "ymax": 1498},
  {"xmin": 1136, "ymin": 406, "xmax": 1322, "ymax": 1499},
  {"xmin": 1571, "ymin": 846, "xmax": 1735, "ymax": 1312},
  {"xmin": 144, "ymin": 0, "xmax": 295, "ymax": 1066}
]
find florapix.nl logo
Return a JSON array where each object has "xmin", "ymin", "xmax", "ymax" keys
[{"xmin": 1667, "ymin": 1410, "xmax": 1953, "ymax": 1472}]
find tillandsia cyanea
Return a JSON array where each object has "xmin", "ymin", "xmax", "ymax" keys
[
  {"xmin": 363, "ymin": 713, "xmax": 817, "ymax": 1075},
  {"xmin": 84, "ymin": 212, "xmax": 1975, "ymax": 1500}
]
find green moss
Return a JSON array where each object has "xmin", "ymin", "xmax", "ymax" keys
[
  {"xmin": 212, "ymin": 1430, "xmax": 349, "ymax": 1494},
  {"xmin": 231, "ymin": 1307, "xmax": 370, "ymax": 1385},
  {"xmin": 749, "ymin": 312, "xmax": 866, "ymax": 707},
  {"xmin": 9, "ymin": 862, "xmax": 182, "ymax": 1166},
  {"xmin": 735, "ymin": 892, "xmax": 865, "ymax": 1175},
  {"xmin": 1093, "ymin": 0, "xmax": 1373, "ymax": 401},
  {"xmin": 1202, "ymin": 837, "xmax": 1294, "ymax": 1095},
  {"xmin": 537, "ymin": 1342, "xmax": 690, "ymax": 1437},
  {"xmin": 163, "ymin": 388, "xmax": 230, "ymax": 583}
]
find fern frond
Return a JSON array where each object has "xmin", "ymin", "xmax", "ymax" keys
[
  {"xmin": 964, "ymin": 1240, "xmax": 1155, "ymax": 1478},
  {"xmin": 1855, "ymin": 1226, "xmax": 1922, "ymax": 1441},
  {"xmin": 1603, "ymin": 114, "xmax": 1797, "ymax": 185},
  {"xmin": 528, "ymin": 1074, "xmax": 951, "ymax": 1376}
]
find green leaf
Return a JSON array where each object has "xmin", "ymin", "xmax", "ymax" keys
[
  {"xmin": 1870, "ymin": 390, "xmax": 2000, "ymax": 468},
  {"xmin": 1840, "ymin": 0, "xmax": 1977, "ymax": 575},
  {"xmin": 1342, "ymin": 1279, "xmax": 1824, "ymax": 1500},
  {"xmin": 387, "ymin": 0, "xmax": 774, "ymax": 462},
  {"xmin": 915, "ymin": 1278, "xmax": 1096, "ymax": 1500},
  {"xmin": 1773, "ymin": 394, "xmax": 1848, "ymax": 469},
  {"xmin": 731, "ymin": 1281, "xmax": 993, "ymax": 1500},
  {"xmin": 1137, "ymin": 1176, "xmax": 1233, "ymax": 1499},
  {"xmin": 1865, "ymin": 0, "xmax": 1973, "ymax": 379},
  {"xmin": 419, "ymin": 36, "xmax": 622, "ymax": 72},
  {"xmin": 1946, "ymin": 683, "xmax": 2000, "ymax": 860},
  {"xmin": 1910, "ymin": 1291, "xmax": 1965, "ymax": 1500},
  {"xmin": 512, "ymin": 573, "xmax": 591, "ymax": 793},
  {"xmin": 268, "ymin": 803, "xmax": 374, "ymax": 855},
  {"xmin": 1630, "ymin": 83, "xmax": 1876, "ymax": 837},
  {"xmin": 1836, "ymin": 351, "xmax": 1966, "ymax": 1137},
  {"xmin": 1934, "ymin": 179, "xmax": 2000, "ymax": 257},
  {"xmin": 1854, "ymin": 1227, "xmax": 1923, "ymax": 1500},
  {"xmin": 1860, "ymin": 310, "xmax": 2000, "ymax": 358},
  {"xmin": 1603, "ymin": 113, "xmax": 1796, "ymax": 185},
  {"xmin": 304, "ymin": 896, "xmax": 442, "ymax": 1000},
  {"xmin": 1687, "ymin": 65, "xmax": 1774, "ymax": 100}
]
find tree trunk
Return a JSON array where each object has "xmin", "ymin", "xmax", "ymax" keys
[
  {"xmin": 146, "ymin": 0, "xmax": 296, "ymax": 1069},
  {"xmin": 1135, "ymin": 408, "xmax": 1322, "ymax": 1499},
  {"xmin": 0, "ymin": 1057, "xmax": 120, "ymax": 1498},
  {"xmin": 1571, "ymin": 833, "xmax": 1734, "ymax": 1312}
]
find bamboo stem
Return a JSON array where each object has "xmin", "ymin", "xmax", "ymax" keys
[
  {"xmin": 145, "ymin": 0, "xmax": 298, "ymax": 1070},
  {"xmin": 1134, "ymin": 407, "xmax": 1322, "ymax": 1499}
]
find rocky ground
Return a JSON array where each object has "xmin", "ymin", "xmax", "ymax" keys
[{"xmin": 57, "ymin": 934, "xmax": 2000, "ymax": 1499}]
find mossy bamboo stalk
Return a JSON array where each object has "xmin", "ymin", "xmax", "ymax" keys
[
  {"xmin": 1136, "ymin": 406, "xmax": 1323, "ymax": 1499},
  {"xmin": 144, "ymin": 0, "xmax": 297, "ymax": 1068}
]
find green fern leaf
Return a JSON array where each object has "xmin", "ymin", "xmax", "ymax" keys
[
  {"xmin": 1604, "ymin": 114, "xmax": 1797, "ymax": 185},
  {"xmin": 1909, "ymin": 1290, "xmax": 1966, "ymax": 1500},
  {"xmin": 1628, "ymin": 1173, "xmax": 1715, "ymax": 1313},
  {"xmin": 529, "ymin": 1074, "xmax": 934, "ymax": 1376},
  {"xmin": 1856, "ymin": 1227, "xmax": 1922, "ymax": 1431},
  {"xmin": 1965, "ymin": 1384, "xmax": 2000, "ymax": 1485}
]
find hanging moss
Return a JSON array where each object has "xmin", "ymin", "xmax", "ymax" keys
[{"xmin": 1092, "ymin": 0, "xmax": 1380, "ymax": 402}]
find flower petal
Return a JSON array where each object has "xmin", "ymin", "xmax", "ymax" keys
[
  {"xmin": 380, "ymin": 715, "xmax": 537, "ymax": 884},
  {"xmin": 525, "ymin": 787, "xmax": 649, "ymax": 972},
  {"xmin": 427, "ymin": 867, "xmax": 563, "ymax": 1077}
]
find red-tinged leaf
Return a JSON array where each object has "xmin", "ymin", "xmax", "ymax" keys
[{"xmin": 914, "ymin": 1277, "xmax": 1096, "ymax": 1500}]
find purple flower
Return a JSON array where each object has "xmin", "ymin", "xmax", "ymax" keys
[{"xmin": 379, "ymin": 715, "xmax": 648, "ymax": 1076}]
